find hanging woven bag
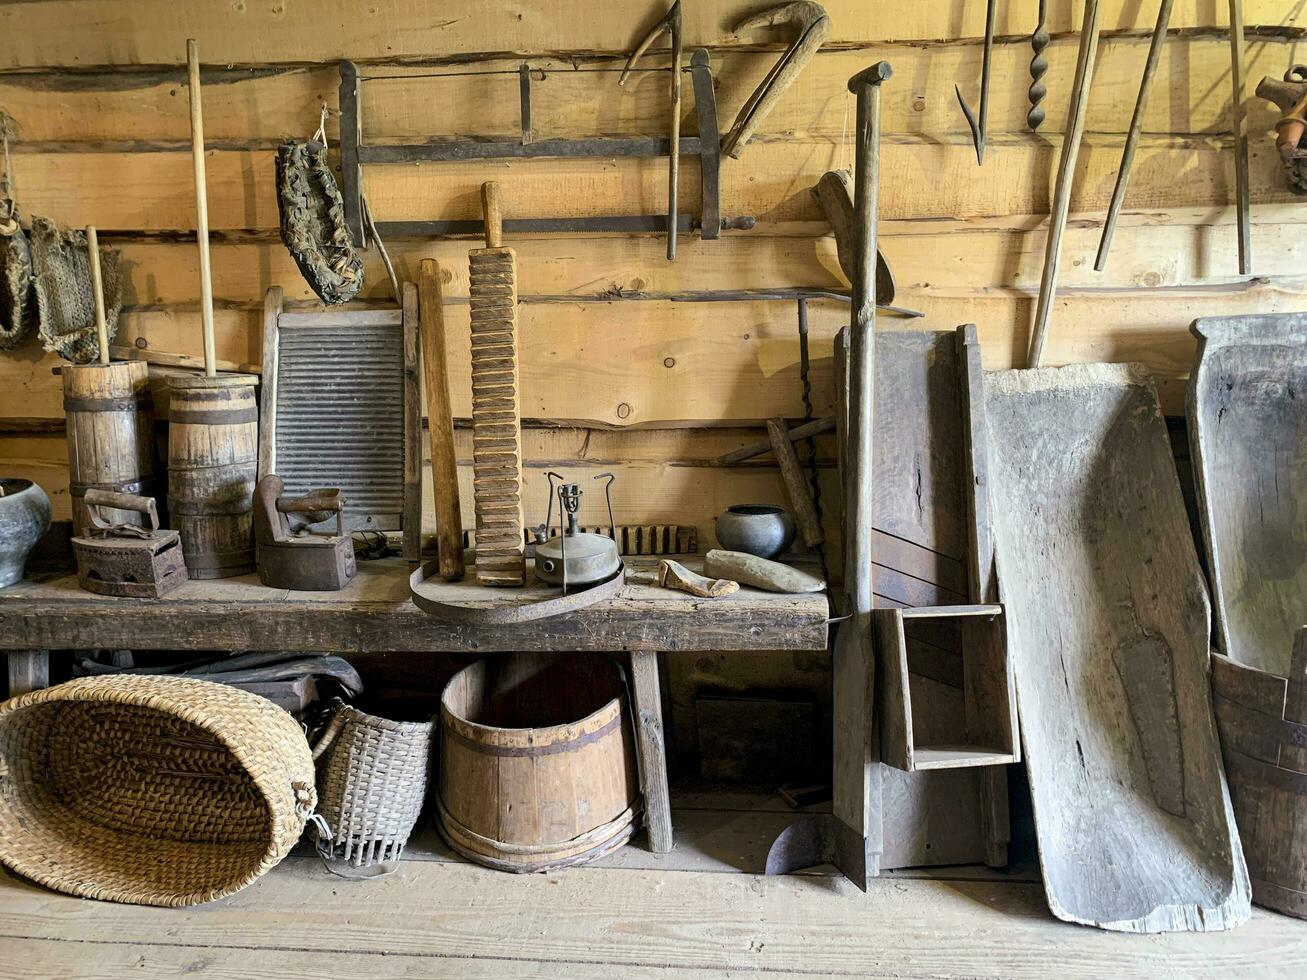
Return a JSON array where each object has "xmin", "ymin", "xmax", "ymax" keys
[
  {"xmin": 29, "ymin": 217, "xmax": 122, "ymax": 363},
  {"xmin": 0, "ymin": 110, "xmax": 33, "ymax": 350}
]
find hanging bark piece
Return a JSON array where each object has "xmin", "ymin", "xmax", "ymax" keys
[{"xmin": 275, "ymin": 139, "xmax": 364, "ymax": 305}]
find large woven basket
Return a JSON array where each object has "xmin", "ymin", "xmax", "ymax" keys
[
  {"xmin": 0, "ymin": 675, "xmax": 316, "ymax": 907},
  {"xmin": 312, "ymin": 702, "xmax": 434, "ymax": 869}
]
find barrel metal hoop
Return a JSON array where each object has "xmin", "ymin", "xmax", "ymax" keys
[
  {"xmin": 168, "ymin": 495, "xmax": 255, "ymax": 517},
  {"xmin": 440, "ymin": 710, "xmax": 622, "ymax": 758},
  {"xmin": 169, "ymin": 407, "xmax": 259, "ymax": 425},
  {"xmin": 1223, "ymin": 745, "xmax": 1307, "ymax": 790},
  {"xmin": 1214, "ymin": 692, "xmax": 1307, "ymax": 749},
  {"xmin": 63, "ymin": 393, "xmax": 155, "ymax": 413}
]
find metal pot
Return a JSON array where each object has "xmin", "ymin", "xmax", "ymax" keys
[
  {"xmin": 0, "ymin": 478, "xmax": 51, "ymax": 588},
  {"xmin": 714, "ymin": 505, "xmax": 795, "ymax": 560}
]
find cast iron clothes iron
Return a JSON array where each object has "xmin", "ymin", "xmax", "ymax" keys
[
  {"xmin": 532, "ymin": 472, "xmax": 622, "ymax": 593},
  {"xmin": 72, "ymin": 489, "xmax": 187, "ymax": 598},
  {"xmin": 254, "ymin": 474, "xmax": 356, "ymax": 592}
]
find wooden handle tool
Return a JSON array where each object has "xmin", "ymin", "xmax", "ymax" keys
[
  {"xmin": 186, "ymin": 38, "xmax": 217, "ymax": 378},
  {"xmin": 468, "ymin": 181, "xmax": 526, "ymax": 586},
  {"xmin": 86, "ymin": 225, "xmax": 110, "ymax": 365},
  {"xmin": 419, "ymin": 259, "xmax": 465, "ymax": 581}
]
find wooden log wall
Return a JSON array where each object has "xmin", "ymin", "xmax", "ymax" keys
[{"xmin": 0, "ymin": 1, "xmax": 1302, "ymax": 756}]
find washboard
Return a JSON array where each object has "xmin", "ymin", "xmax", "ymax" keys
[{"xmin": 259, "ymin": 285, "xmax": 420, "ymax": 562}]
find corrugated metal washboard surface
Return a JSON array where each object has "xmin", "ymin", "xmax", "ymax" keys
[{"xmin": 273, "ymin": 310, "xmax": 405, "ymax": 532}]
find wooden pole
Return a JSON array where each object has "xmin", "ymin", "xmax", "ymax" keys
[
  {"xmin": 419, "ymin": 259, "xmax": 465, "ymax": 581},
  {"xmin": 1095, "ymin": 0, "xmax": 1174, "ymax": 271},
  {"xmin": 1229, "ymin": 0, "xmax": 1252, "ymax": 275},
  {"xmin": 186, "ymin": 38, "xmax": 217, "ymax": 378},
  {"xmin": 85, "ymin": 225, "xmax": 109, "ymax": 366},
  {"xmin": 1028, "ymin": 0, "xmax": 1102, "ymax": 368},
  {"xmin": 666, "ymin": 5, "xmax": 681, "ymax": 262},
  {"xmin": 830, "ymin": 60, "xmax": 892, "ymax": 890},
  {"xmin": 845, "ymin": 62, "xmax": 890, "ymax": 623}
]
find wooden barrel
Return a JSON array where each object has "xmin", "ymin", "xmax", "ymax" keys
[
  {"xmin": 438, "ymin": 652, "xmax": 640, "ymax": 872},
  {"xmin": 166, "ymin": 374, "xmax": 258, "ymax": 579},
  {"xmin": 1211, "ymin": 630, "xmax": 1307, "ymax": 919},
  {"xmin": 62, "ymin": 360, "xmax": 159, "ymax": 534}
]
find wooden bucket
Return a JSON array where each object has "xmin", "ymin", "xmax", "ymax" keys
[
  {"xmin": 62, "ymin": 360, "xmax": 159, "ymax": 534},
  {"xmin": 1211, "ymin": 631, "xmax": 1307, "ymax": 919},
  {"xmin": 166, "ymin": 374, "xmax": 258, "ymax": 579},
  {"xmin": 438, "ymin": 652, "xmax": 641, "ymax": 872}
]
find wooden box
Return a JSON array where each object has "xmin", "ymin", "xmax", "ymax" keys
[{"xmin": 874, "ymin": 603, "xmax": 1018, "ymax": 772}]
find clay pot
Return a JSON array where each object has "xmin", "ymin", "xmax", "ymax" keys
[
  {"xmin": 714, "ymin": 505, "xmax": 795, "ymax": 560},
  {"xmin": 0, "ymin": 479, "xmax": 51, "ymax": 588}
]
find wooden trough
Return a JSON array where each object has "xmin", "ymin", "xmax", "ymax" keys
[
  {"xmin": 1190, "ymin": 312, "xmax": 1307, "ymax": 919},
  {"xmin": 985, "ymin": 363, "xmax": 1249, "ymax": 933}
]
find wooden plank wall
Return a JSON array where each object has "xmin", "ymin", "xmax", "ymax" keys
[{"xmin": 0, "ymin": 3, "xmax": 1301, "ymax": 750}]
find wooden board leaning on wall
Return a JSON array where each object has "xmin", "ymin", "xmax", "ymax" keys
[{"xmin": 0, "ymin": 0, "xmax": 1295, "ymax": 68}]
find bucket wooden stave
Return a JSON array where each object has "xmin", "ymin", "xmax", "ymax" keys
[
  {"xmin": 438, "ymin": 652, "xmax": 641, "ymax": 872},
  {"xmin": 166, "ymin": 374, "xmax": 258, "ymax": 579},
  {"xmin": 62, "ymin": 360, "xmax": 158, "ymax": 534},
  {"xmin": 1211, "ymin": 630, "xmax": 1307, "ymax": 919}
]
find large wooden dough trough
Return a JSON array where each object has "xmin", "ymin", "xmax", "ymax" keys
[{"xmin": 986, "ymin": 362, "xmax": 1249, "ymax": 933}]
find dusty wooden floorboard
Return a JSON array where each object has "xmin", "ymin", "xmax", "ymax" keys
[
  {"xmin": 1, "ymin": 936, "xmax": 748, "ymax": 980},
  {"xmin": 1, "ymin": 856, "xmax": 1304, "ymax": 978},
  {"xmin": 398, "ymin": 813, "xmax": 1042, "ymax": 882}
]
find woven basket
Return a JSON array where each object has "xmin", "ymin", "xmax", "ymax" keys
[
  {"xmin": 0, "ymin": 675, "xmax": 316, "ymax": 907},
  {"xmin": 312, "ymin": 702, "xmax": 434, "ymax": 868}
]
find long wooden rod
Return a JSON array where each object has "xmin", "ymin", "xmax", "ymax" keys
[
  {"xmin": 846, "ymin": 61, "xmax": 891, "ymax": 619},
  {"xmin": 1028, "ymin": 0, "xmax": 1102, "ymax": 368},
  {"xmin": 1095, "ymin": 0, "xmax": 1174, "ymax": 271},
  {"xmin": 86, "ymin": 225, "xmax": 109, "ymax": 366},
  {"xmin": 1229, "ymin": 0, "xmax": 1252, "ymax": 275},
  {"xmin": 186, "ymin": 38, "xmax": 217, "ymax": 377}
]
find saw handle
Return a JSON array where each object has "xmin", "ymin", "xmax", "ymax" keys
[
  {"xmin": 84, "ymin": 489, "xmax": 160, "ymax": 532},
  {"xmin": 481, "ymin": 181, "xmax": 503, "ymax": 248}
]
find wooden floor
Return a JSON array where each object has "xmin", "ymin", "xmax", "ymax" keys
[{"xmin": 1, "ymin": 796, "xmax": 1303, "ymax": 979}]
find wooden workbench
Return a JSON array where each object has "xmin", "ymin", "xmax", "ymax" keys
[{"xmin": 0, "ymin": 557, "xmax": 829, "ymax": 856}]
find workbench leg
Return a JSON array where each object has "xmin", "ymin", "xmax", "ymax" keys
[
  {"xmin": 980, "ymin": 767, "xmax": 1010, "ymax": 868},
  {"xmin": 630, "ymin": 650, "xmax": 673, "ymax": 854},
  {"xmin": 7, "ymin": 650, "xmax": 50, "ymax": 697}
]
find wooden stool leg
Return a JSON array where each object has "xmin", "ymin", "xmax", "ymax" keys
[
  {"xmin": 630, "ymin": 650, "xmax": 673, "ymax": 853},
  {"xmin": 7, "ymin": 650, "xmax": 50, "ymax": 697}
]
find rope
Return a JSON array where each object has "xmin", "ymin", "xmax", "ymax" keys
[
  {"xmin": 0, "ymin": 111, "xmax": 18, "ymax": 236},
  {"xmin": 311, "ymin": 103, "xmax": 330, "ymax": 146}
]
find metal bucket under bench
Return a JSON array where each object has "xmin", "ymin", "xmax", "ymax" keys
[{"xmin": 0, "ymin": 556, "xmax": 828, "ymax": 856}]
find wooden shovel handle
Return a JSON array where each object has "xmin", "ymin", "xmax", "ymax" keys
[{"xmin": 481, "ymin": 181, "xmax": 503, "ymax": 248}]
